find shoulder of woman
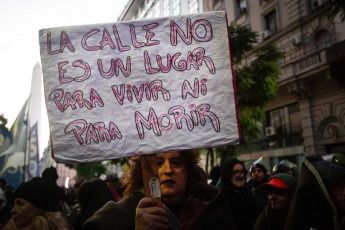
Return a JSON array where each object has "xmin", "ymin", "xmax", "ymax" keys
[
  {"xmin": 3, "ymin": 219, "xmax": 16, "ymax": 230},
  {"xmin": 32, "ymin": 216, "xmax": 49, "ymax": 230}
]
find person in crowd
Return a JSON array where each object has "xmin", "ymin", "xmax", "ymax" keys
[
  {"xmin": 0, "ymin": 188, "xmax": 12, "ymax": 229},
  {"xmin": 272, "ymin": 160, "xmax": 299, "ymax": 179},
  {"xmin": 209, "ymin": 165, "xmax": 221, "ymax": 186},
  {"xmin": 217, "ymin": 157, "xmax": 258, "ymax": 230},
  {"xmin": 253, "ymin": 173, "xmax": 297, "ymax": 230},
  {"xmin": 3, "ymin": 187, "xmax": 13, "ymax": 209},
  {"xmin": 42, "ymin": 166, "xmax": 69, "ymax": 212},
  {"xmin": 83, "ymin": 150, "xmax": 236, "ymax": 230},
  {"xmin": 76, "ymin": 179, "xmax": 116, "ymax": 229},
  {"xmin": 0, "ymin": 179, "xmax": 13, "ymax": 208},
  {"xmin": 67, "ymin": 181, "xmax": 82, "ymax": 207},
  {"xmin": 0, "ymin": 179, "xmax": 6, "ymax": 192},
  {"xmin": 248, "ymin": 163, "xmax": 269, "ymax": 213},
  {"xmin": 105, "ymin": 174, "xmax": 122, "ymax": 202},
  {"xmin": 285, "ymin": 155, "xmax": 345, "ymax": 230},
  {"xmin": 332, "ymin": 153, "xmax": 345, "ymax": 168},
  {"xmin": 4, "ymin": 177, "xmax": 69, "ymax": 230}
]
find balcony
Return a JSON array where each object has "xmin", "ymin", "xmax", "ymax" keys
[
  {"xmin": 239, "ymin": 132, "xmax": 304, "ymax": 154},
  {"xmin": 292, "ymin": 49, "xmax": 327, "ymax": 76}
]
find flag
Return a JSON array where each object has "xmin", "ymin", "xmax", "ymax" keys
[
  {"xmin": 0, "ymin": 99, "xmax": 29, "ymax": 189},
  {"xmin": 27, "ymin": 123, "xmax": 39, "ymax": 179},
  {"xmin": 0, "ymin": 63, "xmax": 44, "ymax": 188},
  {"xmin": 39, "ymin": 141, "xmax": 56, "ymax": 176},
  {"xmin": 25, "ymin": 63, "xmax": 43, "ymax": 179}
]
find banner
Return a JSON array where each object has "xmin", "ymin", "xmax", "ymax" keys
[{"xmin": 39, "ymin": 11, "xmax": 239, "ymax": 163}]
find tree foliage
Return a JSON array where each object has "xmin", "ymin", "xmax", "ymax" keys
[
  {"xmin": 324, "ymin": 0, "xmax": 345, "ymax": 22},
  {"xmin": 204, "ymin": 23, "xmax": 284, "ymax": 162},
  {"xmin": 74, "ymin": 162, "xmax": 107, "ymax": 179},
  {"xmin": 231, "ymin": 24, "xmax": 284, "ymax": 142}
]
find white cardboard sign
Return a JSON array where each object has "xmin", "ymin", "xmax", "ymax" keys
[{"xmin": 39, "ymin": 11, "xmax": 239, "ymax": 163}]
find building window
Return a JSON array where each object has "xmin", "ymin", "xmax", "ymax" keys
[
  {"xmin": 236, "ymin": 0, "xmax": 246, "ymax": 16},
  {"xmin": 172, "ymin": 0, "xmax": 181, "ymax": 15},
  {"xmin": 162, "ymin": 0, "xmax": 170, "ymax": 16},
  {"xmin": 152, "ymin": 0, "xmax": 161, "ymax": 18},
  {"xmin": 314, "ymin": 29, "xmax": 332, "ymax": 51},
  {"xmin": 189, "ymin": 0, "xmax": 199, "ymax": 14},
  {"xmin": 266, "ymin": 103, "xmax": 301, "ymax": 136},
  {"xmin": 264, "ymin": 10, "xmax": 278, "ymax": 36},
  {"xmin": 213, "ymin": 0, "xmax": 222, "ymax": 7},
  {"xmin": 310, "ymin": 0, "xmax": 324, "ymax": 12}
]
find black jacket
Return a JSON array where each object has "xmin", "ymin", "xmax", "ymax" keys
[
  {"xmin": 254, "ymin": 205, "xmax": 287, "ymax": 230},
  {"xmin": 83, "ymin": 186, "xmax": 238, "ymax": 230},
  {"xmin": 284, "ymin": 156, "xmax": 345, "ymax": 230}
]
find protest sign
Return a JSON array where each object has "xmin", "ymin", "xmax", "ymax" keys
[{"xmin": 39, "ymin": 11, "xmax": 239, "ymax": 163}]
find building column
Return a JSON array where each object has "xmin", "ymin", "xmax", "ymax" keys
[{"xmin": 299, "ymin": 98, "xmax": 316, "ymax": 155}]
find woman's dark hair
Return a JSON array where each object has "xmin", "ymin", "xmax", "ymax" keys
[{"xmin": 121, "ymin": 150, "xmax": 207, "ymax": 198}]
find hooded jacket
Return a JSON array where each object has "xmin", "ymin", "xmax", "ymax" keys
[
  {"xmin": 217, "ymin": 157, "xmax": 258, "ymax": 230},
  {"xmin": 284, "ymin": 156, "xmax": 345, "ymax": 230}
]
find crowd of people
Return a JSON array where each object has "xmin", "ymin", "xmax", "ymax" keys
[{"xmin": 0, "ymin": 151, "xmax": 344, "ymax": 230}]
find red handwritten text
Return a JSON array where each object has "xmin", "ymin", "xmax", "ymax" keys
[
  {"xmin": 65, "ymin": 120, "xmax": 122, "ymax": 145},
  {"xmin": 49, "ymin": 88, "xmax": 104, "ymax": 112},
  {"xmin": 135, "ymin": 104, "xmax": 220, "ymax": 139}
]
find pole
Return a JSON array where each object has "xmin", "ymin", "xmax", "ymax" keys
[{"xmin": 22, "ymin": 96, "xmax": 31, "ymax": 182}]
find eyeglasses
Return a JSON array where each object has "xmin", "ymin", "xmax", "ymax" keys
[{"xmin": 232, "ymin": 169, "xmax": 245, "ymax": 176}]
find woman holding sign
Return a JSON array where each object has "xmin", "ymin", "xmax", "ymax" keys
[{"xmin": 83, "ymin": 150, "xmax": 236, "ymax": 230}]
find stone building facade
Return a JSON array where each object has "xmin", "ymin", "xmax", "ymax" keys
[
  {"xmin": 118, "ymin": 0, "xmax": 345, "ymax": 170},
  {"xmin": 205, "ymin": 0, "xmax": 345, "ymax": 169}
]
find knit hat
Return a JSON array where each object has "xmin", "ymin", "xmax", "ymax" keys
[
  {"xmin": 14, "ymin": 177, "xmax": 59, "ymax": 211},
  {"xmin": 260, "ymin": 173, "xmax": 297, "ymax": 198},
  {"xmin": 250, "ymin": 163, "xmax": 267, "ymax": 174}
]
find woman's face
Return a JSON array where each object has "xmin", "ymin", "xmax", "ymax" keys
[
  {"xmin": 157, "ymin": 152, "xmax": 187, "ymax": 205},
  {"xmin": 11, "ymin": 198, "xmax": 42, "ymax": 229}
]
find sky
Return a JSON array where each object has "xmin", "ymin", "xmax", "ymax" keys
[{"xmin": 0, "ymin": 0, "xmax": 129, "ymax": 155}]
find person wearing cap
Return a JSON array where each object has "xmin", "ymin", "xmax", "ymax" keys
[
  {"xmin": 248, "ymin": 163, "xmax": 269, "ymax": 213},
  {"xmin": 285, "ymin": 155, "xmax": 345, "ymax": 230},
  {"xmin": 272, "ymin": 160, "xmax": 299, "ymax": 180},
  {"xmin": 4, "ymin": 177, "xmax": 69, "ymax": 230},
  {"xmin": 253, "ymin": 173, "xmax": 296, "ymax": 230},
  {"xmin": 332, "ymin": 153, "xmax": 345, "ymax": 168}
]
